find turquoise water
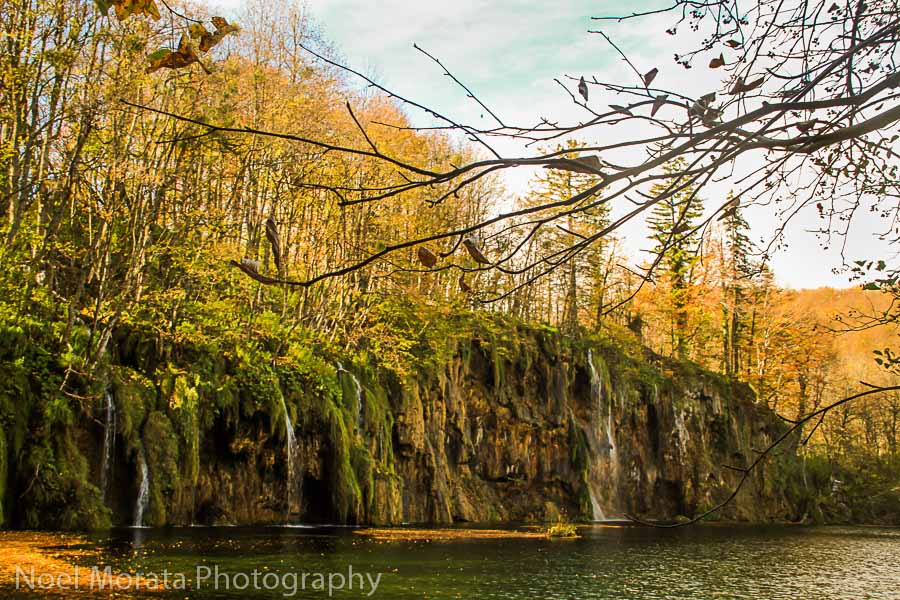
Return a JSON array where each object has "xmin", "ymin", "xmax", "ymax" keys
[{"xmin": 6, "ymin": 525, "xmax": 900, "ymax": 599}]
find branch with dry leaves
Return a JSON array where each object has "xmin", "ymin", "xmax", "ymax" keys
[{"xmin": 120, "ymin": 1, "xmax": 900, "ymax": 307}]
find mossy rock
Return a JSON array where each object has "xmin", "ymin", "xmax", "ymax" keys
[
  {"xmin": 542, "ymin": 501, "xmax": 562, "ymax": 523},
  {"xmin": 143, "ymin": 411, "xmax": 180, "ymax": 526},
  {"xmin": 18, "ymin": 433, "xmax": 110, "ymax": 530},
  {"xmin": 167, "ymin": 372, "xmax": 200, "ymax": 488},
  {"xmin": 0, "ymin": 426, "xmax": 6, "ymax": 525},
  {"xmin": 115, "ymin": 368, "xmax": 154, "ymax": 451}
]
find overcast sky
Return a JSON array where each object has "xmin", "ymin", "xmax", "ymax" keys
[{"xmin": 211, "ymin": 0, "xmax": 891, "ymax": 289}]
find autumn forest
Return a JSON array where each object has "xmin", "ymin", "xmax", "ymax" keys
[{"xmin": 2, "ymin": 0, "xmax": 900, "ymax": 553}]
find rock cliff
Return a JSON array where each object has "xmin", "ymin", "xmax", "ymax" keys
[{"xmin": 0, "ymin": 320, "xmax": 798, "ymax": 529}]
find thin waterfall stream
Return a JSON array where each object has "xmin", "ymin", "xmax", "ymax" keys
[
  {"xmin": 586, "ymin": 349, "xmax": 620, "ymax": 521},
  {"xmin": 133, "ymin": 450, "xmax": 150, "ymax": 528},
  {"xmin": 337, "ymin": 363, "xmax": 365, "ymax": 431},
  {"xmin": 100, "ymin": 387, "xmax": 116, "ymax": 501},
  {"xmin": 278, "ymin": 392, "xmax": 301, "ymax": 522}
]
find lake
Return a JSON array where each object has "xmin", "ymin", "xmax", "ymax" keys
[{"xmin": 4, "ymin": 525, "xmax": 899, "ymax": 599}]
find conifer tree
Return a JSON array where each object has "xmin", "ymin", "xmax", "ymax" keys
[
  {"xmin": 720, "ymin": 196, "xmax": 757, "ymax": 375},
  {"xmin": 521, "ymin": 140, "xmax": 610, "ymax": 330},
  {"xmin": 647, "ymin": 158, "xmax": 704, "ymax": 357}
]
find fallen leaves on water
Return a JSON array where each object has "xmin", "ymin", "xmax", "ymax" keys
[{"xmin": 354, "ymin": 528, "xmax": 547, "ymax": 542}]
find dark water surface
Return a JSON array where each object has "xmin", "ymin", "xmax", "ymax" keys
[{"xmin": 7, "ymin": 524, "xmax": 900, "ymax": 599}]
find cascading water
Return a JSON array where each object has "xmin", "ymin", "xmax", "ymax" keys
[
  {"xmin": 337, "ymin": 363, "xmax": 365, "ymax": 431},
  {"xmin": 587, "ymin": 350, "xmax": 602, "ymax": 438},
  {"xmin": 279, "ymin": 393, "xmax": 301, "ymax": 522},
  {"xmin": 100, "ymin": 387, "xmax": 116, "ymax": 501},
  {"xmin": 351, "ymin": 373, "xmax": 364, "ymax": 430},
  {"xmin": 586, "ymin": 349, "xmax": 620, "ymax": 521},
  {"xmin": 588, "ymin": 487, "xmax": 606, "ymax": 521},
  {"xmin": 133, "ymin": 450, "xmax": 150, "ymax": 528},
  {"xmin": 606, "ymin": 411, "xmax": 616, "ymax": 457}
]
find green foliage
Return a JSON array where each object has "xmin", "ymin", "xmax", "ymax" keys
[
  {"xmin": 0, "ymin": 426, "xmax": 7, "ymax": 525},
  {"xmin": 545, "ymin": 520, "xmax": 580, "ymax": 538},
  {"xmin": 647, "ymin": 158, "xmax": 704, "ymax": 357},
  {"xmin": 18, "ymin": 432, "xmax": 110, "ymax": 530},
  {"xmin": 143, "ymin": 411, "xmax": 180, "ymax": 526},
  {"xmin": 114, "ymin": 368, "xmax": 154, "ymax": 453},
  {"xmin": 167, "ymin": 371, "xmax": 201, "ymax": 489}
]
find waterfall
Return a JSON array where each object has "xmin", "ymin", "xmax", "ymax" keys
[
  {"xmin": 351, "ymin": 373, "xmax": 364, "ymax": 429},
  {"xmin": 133, "ymin": 450, "xmax": 150, "ymax": 528},
  {"xmin": 279, "ymin": 393, "xmax": 301, "ymax": 521},
  {"xmin": 337, "ymin": 363, "xmax": 365, "ymax": 430},
  {"xmin": 589, "ymin": 487, "xmax": 606, "ymax": 522},
  {"xmin": 100, "ymin": 388, "xmax": 116, "ymax": 501},
  {"xmin": 587, "ymin": 350, "xmax": 602, "ymax": 436},
  {"xmin": 606, "ymin": 411, "xmax": 616, "ymax": 456},
  {"xmin": 673, "ymin": 409, "xmax": 689, "ymax": 453},
  {"xmin": 586, "ymin": 349, "xmax": 620, "ymax": 521}
]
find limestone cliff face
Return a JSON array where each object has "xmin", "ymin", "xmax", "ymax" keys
[
  {"xmin": 379, "ymin": 334, "xmax": 794, "ymax": 524},
  {"xmin": 0, "ymin": 324, "xmax": 798, "ymax": 529}
]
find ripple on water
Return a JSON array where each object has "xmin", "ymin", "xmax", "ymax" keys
[{"xmin": 2, "ymin": 525, "xmax": 898, "ymax": 599}]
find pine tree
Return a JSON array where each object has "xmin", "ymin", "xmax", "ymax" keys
[
  {"xmin": 521, "ymin": 140, "xmax": 610, "ymax": 331},
  {"xmin": 647, "ymin": 158, "xmax": 704, "ymax": 357},
  {"xmin": 720, "ymin": 198, "xmax": 756, "ymax": 375}
]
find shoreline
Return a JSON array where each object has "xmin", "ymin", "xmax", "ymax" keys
[{"xmin": 0, "ymin": 532, "xmax": 158, "ymax": 596}]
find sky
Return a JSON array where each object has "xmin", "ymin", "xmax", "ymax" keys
[{"xmin": 210, "ymin": 0, "xmax": 892, "ymax": 289}]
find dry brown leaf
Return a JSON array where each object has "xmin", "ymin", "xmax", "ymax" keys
[
  {"xmin": 543, "ymin": 155, "xmax": 603, "ymax": 175},
  {"xmin": 199, "ymin": 17, "xmax": 240, "ymax": 52},
  {"xmin": 729, "ymin": 76, "xmax": 764, "ymax": 95},
  {"xmin": 462, "ymin": 237, "xmax": 491, "ymax": 265},
  {"xmin": 416, "ymin": 247, "xmax": 438, "ymax": 268},
  {"xmin": 578, "ymin": 76, "xmax": 589, "ymax": 101},
  {"xmin": 146, "ymin": 35, "xmax": 211, "ymax": 74},
  {"xmin": 265, "ymin": 217, "xmax": 282, "ymax": 273}
]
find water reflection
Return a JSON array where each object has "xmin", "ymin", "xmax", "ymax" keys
[{"xmin": 5, "ymin": 525, "xmax": 898, "ymax": 599}]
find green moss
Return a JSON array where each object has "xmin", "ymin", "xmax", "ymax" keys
[
  {"xmin": 364, "ymin": 380, "xmax": 396, "ymax": 475},
  {"xmin": 115, "ymin": 368, "xmax": 154, "ymax": 453},
  {"xmin": 18, "ymin": 429, "xmax": 110, "ymax": 530},
  {"xmin": 167, "ymin": 371, "xmax": 200, "ymax": 489},
  {"xmin": 143, "ymin": 411, "xmax": 180, "ymax": 526},
  {"xmin": 542, "ymin": 501, "xmax": 562, "ymax": 523},
  {"xmin": 329, "ymin": 405, "xmax": 362, "ymax": 522},
  {"xmin": 485, "ymin": 505, "xmax": 501, "ymax": 523},
  {"xmin": 0, "ymin": 426, "xmax": 6, "ymax": 525}
]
